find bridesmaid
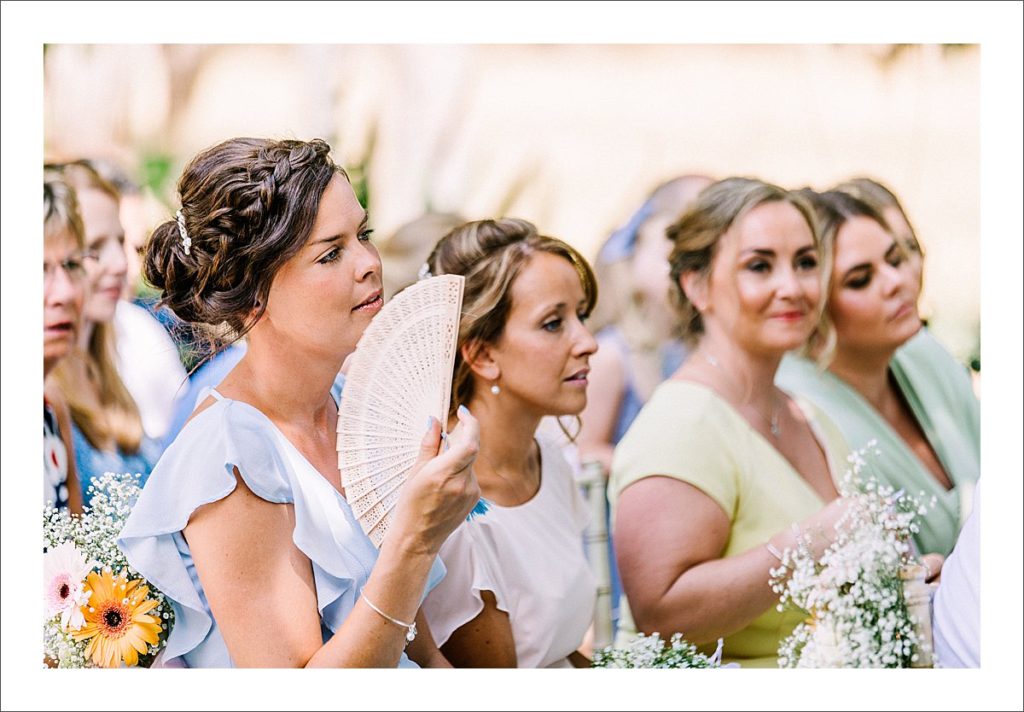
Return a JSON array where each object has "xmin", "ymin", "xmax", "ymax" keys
[
  {"xmin": 119, "ymin": 138, "xmax": 480, "ymax": 667},
  {"xmin": 610, "ymin": 178, "xmax": 851, "ymax": 667},
  {"xmin": 777, "ymin": 189, "xmax": 978, "ymax": 558},
  {"xmin": 420, "ymin": 218, "xmax": 599, "ymax": 668}
]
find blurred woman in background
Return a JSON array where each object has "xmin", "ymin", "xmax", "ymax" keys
[
  {"xmin": 46, "ymin": 161, "xmax": 161, "ymax": 503},
  {"xmin": 43, "ymin": 175, "xmax": 88, "ymax": 513},
  {"xmin": 578, "ymin": 174, "xmax": 713, "ymax": 473}
]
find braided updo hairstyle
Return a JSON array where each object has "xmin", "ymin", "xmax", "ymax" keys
[
  {"xmin": 424, "ymin": 218, "xmax": 598, "ymax": 419},
  {"xmin": 144, "ymin": 137, "xmax": 347, "ymax": 341}
]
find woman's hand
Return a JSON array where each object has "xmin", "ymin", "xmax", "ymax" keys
[
  {"xmin": 921, "ymin": 552, "xmax": 944, "ymax": 583},
  {"xmin": 389, "ymin": 406, "xmax": 481, "ymax": 558},
  {"xmin": 768, "ymin": 497, "xmax": 851, "ymax": 560}
]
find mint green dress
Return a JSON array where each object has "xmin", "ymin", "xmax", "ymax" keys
[{"xmin": 776, "ymin": 329, "xmax": 979, "ymax": 557}]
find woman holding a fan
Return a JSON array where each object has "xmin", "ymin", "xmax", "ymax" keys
[{"xmin": 119, "ymin": 138, "xmax": 481, "ymax": 668}]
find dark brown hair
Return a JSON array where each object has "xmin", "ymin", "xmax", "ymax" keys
[
  {"xmin": 143, "ymin": 137, "xmax": 347, "ymax": 341},
  {"xmin": 798, "ymin": 189, "xmax": 896, "ymax": 364},
  {"xmin": 425, "ymin": 218, "xmax": 598, "ymax": 418}
]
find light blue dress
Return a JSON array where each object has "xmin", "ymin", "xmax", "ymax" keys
[
  {"xmin": 118, "ymin": 385, "xmax": 445, "ymax": 668},
  {"xmin": 72, "ymin": 423, "xmax": 161, "ymax": 506},
  {"xmin": 162, "ymin": 343, "xmax": 246, "ymax": 449}
]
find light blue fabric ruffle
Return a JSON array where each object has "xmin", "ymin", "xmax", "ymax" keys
[{"xmin": 118, "ymin": 384, "xmax": 444, "ymax": 668}]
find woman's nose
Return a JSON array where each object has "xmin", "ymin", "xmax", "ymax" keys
[{"xmin": 574, "ymin": 319, "xmax": 599, "ymax": 356}]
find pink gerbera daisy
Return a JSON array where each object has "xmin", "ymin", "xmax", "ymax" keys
[{"xmin": 43, "ymin": 541, "xmax": 94, "ymax": 631}]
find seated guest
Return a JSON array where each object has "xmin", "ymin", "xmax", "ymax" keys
[
  {"xmin": 119, "ymin": 137, "xmax": 480, "ymax": 667},
  {"xmin": 610, "ymin": 178, "xmax": 851, "ymax": 667},
  {"xmin": 420, "ymin": 218, "xmax": 599, "ymax": 667},
  {"xmin": 47, "ymin": 161, "xmax": 162, "ymax": 502},
  {"xmin": 43, "ymin": 175, "xmax": 87, "ymax": 512},
  {"xmin": 777, "ymin": 190, "xmax": 978, "ymax": 558}
]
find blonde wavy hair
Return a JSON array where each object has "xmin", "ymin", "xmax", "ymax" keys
[{"xmin": 666, "ymin": 177, "xmax": 828, "ymax": 352}]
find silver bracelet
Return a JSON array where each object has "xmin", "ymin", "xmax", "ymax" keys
[
  {"xmin": 361, "ymin": 593, "xmax": 417, "ymax": 644},
  {"xmin": 765, "ymin": 541, "xmax": 785, "ymax": 562}
]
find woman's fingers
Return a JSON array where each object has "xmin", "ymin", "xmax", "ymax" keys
[
  {"xmin": 416, "ymin": 416, "xmax": 443, "ymax": 461},
  {"xmin": 445, "ymin": 406, "xmax": 479, "ymax": 464},
  {"xmin": 921, "ymin": 552, "xmax": 945, "ymax": 583}
]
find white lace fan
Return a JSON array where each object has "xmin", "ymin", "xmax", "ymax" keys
[{"xmin": 337, "ymin": 274, "xmax": 464, "ymax": 548}]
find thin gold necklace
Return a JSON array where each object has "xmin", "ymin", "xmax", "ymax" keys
[{"xmin": 703, "ymin": 353, "xmax": 781, "ymax": 438}]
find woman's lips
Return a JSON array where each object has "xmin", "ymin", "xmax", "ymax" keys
[
  {"xmin": 771, "ymin": 311, "xmax": 806, "ymax": 322},
  {"xmin": 97, "ymin": 285, "xmax": 123, "ymax": 301},
  {"xmin": 44, "ymin": 321, "xmax": 74, "ymax": 336},
  {"xmin": 890, "ymin": 302, "xmax": 916, "ymax": 321},
  {"xmin": 353, "ymin": 294, "xmax": 383, "ymax": 313},
  {"xmin": 564, "ymin": 369, "xmax": 590, "ymax": 386}
]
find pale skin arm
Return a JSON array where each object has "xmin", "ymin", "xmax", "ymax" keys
[
  {"xmin": 576, "ymin": 342, "xmax": 626, "ymax": 474},
  {"xmin": 184, "ymin": 413, "xmax": 480, "ymax": 668},
  {"xmin": 615, "ymin": 476, "xmax": 848, "ymax": 646}
]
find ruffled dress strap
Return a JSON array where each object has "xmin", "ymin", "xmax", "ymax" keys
[{"xmin": 118, "ymin": 394, "xmax": 442, "ymax": 668}]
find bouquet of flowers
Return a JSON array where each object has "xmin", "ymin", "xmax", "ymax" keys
[
  {"xmin": 770, "ymin": 443, "xmax": 935, "ymax": 668},
  {"xmin": 592, "ymin": 633, "xmax": 728, "ymax": 669},
  {"xmin": 43, "ymin": 472, "xmax": 173, "ymax": 668}
]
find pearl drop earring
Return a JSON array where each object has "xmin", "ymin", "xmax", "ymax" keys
[{"xmin": 490, "ymin": 383, "xmax": 500, "ymax": 395}]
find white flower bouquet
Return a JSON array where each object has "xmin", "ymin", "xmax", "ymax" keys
[
  {"xmin": 770, "ymin": 443, "xmax": 935, "ymax": 668},
  {"xmin": 592, "ymin": 633, "xmax": 728, "ymax": 669},
  {"xmin": 43, "ymin": 472, "xmax": 174, "ymax": 668}
]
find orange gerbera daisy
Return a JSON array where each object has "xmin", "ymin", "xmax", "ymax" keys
[{"xmin": 71, "ymin": 569, "xmax": 162, "ymax": 668}]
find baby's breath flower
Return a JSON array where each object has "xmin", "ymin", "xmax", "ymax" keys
[
  {"xmin": 770, "ymin": 445, "xmax": 934, "ymax": 668},
  {"xmin": 592, "ymin": 633, "xmax": 728, "ymax": 668},
  {"xmin": 43, "ymin": 472, "xmax": 174, "ymax": 668}
]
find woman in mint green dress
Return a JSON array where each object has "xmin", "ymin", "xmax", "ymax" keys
[{"xmin": 777, "ymin": 190, "xmax": 979, "ymax": 559}]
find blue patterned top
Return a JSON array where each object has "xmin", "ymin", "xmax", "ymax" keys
[{"xmin": 71, "ymin": 423, "xmax": 160, "ymax": 506}]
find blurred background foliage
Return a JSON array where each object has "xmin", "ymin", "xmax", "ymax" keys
[{"xmin": 43, "ymin": 43, "xmax": 980, "ymax": 364}]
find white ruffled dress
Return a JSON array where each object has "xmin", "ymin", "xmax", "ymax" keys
[{"xmin": 421, "ymin": 435, "xmax": 596, "ymax": 668}]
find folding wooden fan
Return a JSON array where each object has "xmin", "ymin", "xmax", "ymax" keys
[{"xmin": 337, "ymin": 274, "xmax": 465, "ymax": 548}]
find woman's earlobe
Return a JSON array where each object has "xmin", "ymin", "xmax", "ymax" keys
[
  {"xmin": 462, "ymin": 339, "xmax": 500, "ymax": 382},
  {"xmin": 680, "ymin": 271, "xmax": 708, "ymax": 313}
]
